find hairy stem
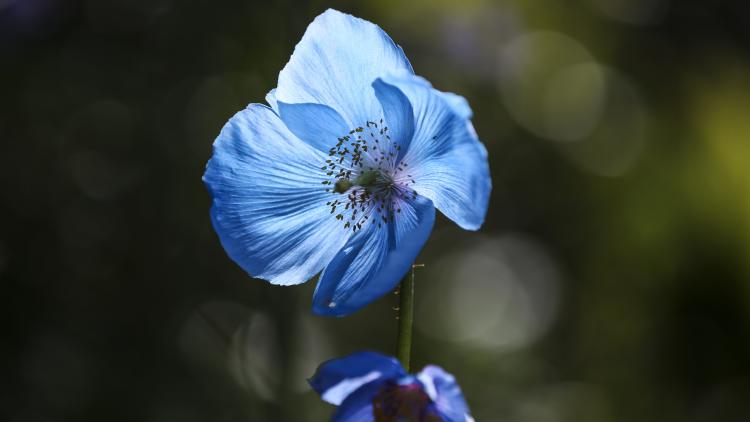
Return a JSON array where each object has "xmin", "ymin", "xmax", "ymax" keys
[{"xmin": 396, "ymin": 265, "xmax": 416, "ymax": 371}]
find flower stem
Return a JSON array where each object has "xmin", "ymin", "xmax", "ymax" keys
[{"xmin": 396, "ymin": 265, "xmax": 417, "ymax": 372}]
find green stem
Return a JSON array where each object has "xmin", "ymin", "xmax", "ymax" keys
[{"xmin": 396, "ymin": 266, "xmax": 416, "ymax": 372}]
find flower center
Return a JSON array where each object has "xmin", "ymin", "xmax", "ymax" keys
[
  {"xmin": 372, "ymin": 382, "xmax": 441, "ymax": 421},
  {"xmin": 321, "ymin": 120, "xmax": 417, "ymax": 232}
]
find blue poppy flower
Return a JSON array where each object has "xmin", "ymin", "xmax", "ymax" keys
[
  {"xmin": 203, "ymin": 9, "xmax": 491, "ymax": 316},
  {"xmin": 309, "ymin": 351, "xmax": 474, "ymax": 422}
]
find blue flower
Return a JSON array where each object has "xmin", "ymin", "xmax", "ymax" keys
[
  {"xmin": 203, "ymin": 9, "xmax": 491, "ymax": 316},
  {"xmin": 309, "ymin": 351, "xmax": 473, "ymax": 422}
]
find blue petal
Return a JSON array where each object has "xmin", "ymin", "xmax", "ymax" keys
[
  {"xmin": 417, "ymin": 365, "xmax": 473, "ymax": 422},
  {"xmin": 376, "ymin": 74, "xmax": 491, "ymax": 231},
  {"xmin": 275, "ymin": 9, "xmax": 414, "ymax": 128},
  {"xmin": 312, "ymin": 195, "xmax": 436, "ymax": 316},
  {"xmin": 377, "ymin": 69, "xmax": 474, "ymax": 119},
  {"xmin": 372, "ymin": 78, "xmax": 415, "ymax": 152},
  {"xmin": 439, "ymin": 91, "xmax": 473, "ymax": 120},
  {"xmin": 309, "ymin": 351, "xmax": 405, "ymax": 406},
  {"xmin": 203, "ymin": 104, "xmax": 351, "ymax": 286},
  {"xmin": 332, "ymin": 379, "xmax": 384, "ymax": 422},
  {"xmin": 277, "ymin": 101, "xmax": 350, "ymax": 153},
  {"xmin": 265, "ymin": 88, "xmax": 278, "ymax": 111}
]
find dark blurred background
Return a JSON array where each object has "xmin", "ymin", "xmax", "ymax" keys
[{"xmin": 2, "ymin": 0, "xmax": 750, "ymax": 421}]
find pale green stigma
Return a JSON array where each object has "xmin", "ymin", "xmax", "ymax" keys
[
  {"xmin": 334, "ymin": 170, "xmax": 380, "ymax": 193},
  {"xmin": 333, "ymin": 179, "xmax": 353, "ymax": 194},
  {"xmin": 355, "ymin": 169, "xmax": 380, "ymax": 186}
]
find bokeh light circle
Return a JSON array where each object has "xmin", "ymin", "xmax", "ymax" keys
[
  {"xmin": 497, "ymin": 31, "xmax": 606, "ymax": 142},
  {"xmin": 417, "ymin": 235, "xmax": 560, "ymax": 352},
  {"xmin": 559, "ymin": 66, "xmax": 648, "ymax": 177},
  {"xmin": 227, "ymin": 311, "xmax": 280, "ymax": 402}
]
